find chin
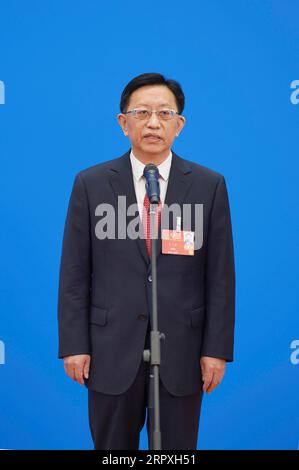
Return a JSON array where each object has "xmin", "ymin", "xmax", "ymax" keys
[{"xmin": 141, "ymin": 143, "xmax": 165, "ymax": 153}]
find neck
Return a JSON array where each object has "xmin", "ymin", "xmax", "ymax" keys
[{"xmin": 131, "ymin": 147, "xmax": 170, "ymax": 166}]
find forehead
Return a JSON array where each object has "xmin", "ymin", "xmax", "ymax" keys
[{"xmin": 128, "ymin": 85, "xmax": 177, "ymax": 109}]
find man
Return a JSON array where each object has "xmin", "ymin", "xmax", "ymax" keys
[{"xmin": 57, "ymin": 73, "xmax": 235, "ymax": 450}]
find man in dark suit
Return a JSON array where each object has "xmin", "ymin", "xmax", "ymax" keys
[{"xmin": 57, "ymin": 73, "xmax": 235, "ymax": 450}]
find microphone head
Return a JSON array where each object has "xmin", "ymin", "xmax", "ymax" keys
[
  {"xmin": 143, "ymin": 163, "xmax": 159, "ymax": 178},
  {"xmin": 143, "ymin": 163, "xmax": 160, "ymax": 204}
]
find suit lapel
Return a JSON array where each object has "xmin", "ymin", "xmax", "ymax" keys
[
  {"xmin": 108, "ymin": 149, "xmax": 149, "ymax": 265},
  {"xmin": 107, "ymin": 148, "xmax": 193, "ymax": 266},
  {"xmin": 156, "ymin": 150, "xmax": 193, "ymax": 260}
]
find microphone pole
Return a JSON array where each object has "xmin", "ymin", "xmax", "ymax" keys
[{"xmin": 143, "ymin": 164, "xmax": 165, "ymax": 451}]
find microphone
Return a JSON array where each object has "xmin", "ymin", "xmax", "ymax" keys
[{"xmin": 143, "ymin": 164, "xmax": 160, "ymax": 204}]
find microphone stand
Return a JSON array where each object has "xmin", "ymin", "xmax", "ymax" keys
[{"xmin": 143, "ymin": 201, "xmax": 165, "ymax": 451}]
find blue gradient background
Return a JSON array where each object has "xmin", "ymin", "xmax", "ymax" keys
[{"xmin": 0, "ymin": 0, "xmax": 298, "ymax": 449}]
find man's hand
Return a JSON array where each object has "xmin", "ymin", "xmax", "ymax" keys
[
  {"xmin": 200, "ymin": 356, "xmax": 226, "ymax": 394},
  {"xmin": 63, "ymin": 354, "xmax": 91, "ymax": 385}
]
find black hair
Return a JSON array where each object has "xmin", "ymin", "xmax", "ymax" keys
[{"xmin": 120, "ymin": 73, "xmax": 185, "ymax": 114}]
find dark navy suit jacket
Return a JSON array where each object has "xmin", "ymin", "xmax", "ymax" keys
[{"xmin": 57, "ymin": 149, "xmax": 235, "ymax": 396}]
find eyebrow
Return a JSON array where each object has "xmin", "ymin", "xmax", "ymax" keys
[{"xmin": 134, "ymin": 102, "xmax": 173, "ymax": 108}]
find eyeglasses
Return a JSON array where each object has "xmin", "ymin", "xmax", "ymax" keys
[{"xmin": 124, "ymin": 108, "xmax": 180, "ymax": 121}]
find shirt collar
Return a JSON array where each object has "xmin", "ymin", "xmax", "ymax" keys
[{"xmin": 130, "ymin": 149, "xmax": 172, "ymax": 182}]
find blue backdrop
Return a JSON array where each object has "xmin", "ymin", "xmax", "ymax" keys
[{"xmin": 0, "ymin": 0, "xmax": 298, "ymax": 450}]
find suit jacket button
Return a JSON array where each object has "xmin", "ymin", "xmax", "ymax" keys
[
  {"xmin": 138, "ymin": 314, "xmax": 147, "ymax": 321},
  {"xmin": 148, "ymin": 275, "xmax": 152, "ymax": 282}
]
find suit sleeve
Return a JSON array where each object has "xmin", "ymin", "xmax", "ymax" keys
[
  {"xmin": 57, "ymin": 172, "xmax": 92, "ymax": 359},
  {"xmin": 201, "ymin": 176, "xmax": 236, "ymax": 362}
]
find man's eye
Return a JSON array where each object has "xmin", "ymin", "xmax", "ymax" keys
[
  {"xmin": 136, "ymin": 110, "xmax": 149, "ymax": 116},
  {"xmin": 160, "ymin": 110, "xmax": 171, "ymax": 117}
]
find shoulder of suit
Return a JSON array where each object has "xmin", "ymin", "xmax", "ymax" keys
[
  {"xmin": 174, "ymin": 153, "xmax": 225, "ymax": 183},
  {"xmin": 75, "ymin": 151, "xmax": 225, "ymax": 185},
  {"xmin": 74, "ymin": 154, "xmax": 126, "ymax": 183}
]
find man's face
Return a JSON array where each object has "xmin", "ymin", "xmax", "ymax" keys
[{"xmin": 118, "ymin": 85, "xmax": 186, "ymax": 162}]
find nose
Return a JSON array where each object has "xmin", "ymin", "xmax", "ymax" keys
[{"xmin": 146, "ymin": 112, "xmax": 161, "ymax": 128}]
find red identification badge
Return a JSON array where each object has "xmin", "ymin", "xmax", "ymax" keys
[{"xmin": 162, "ymin": 229, "xmax": 195, "ymax": 256}]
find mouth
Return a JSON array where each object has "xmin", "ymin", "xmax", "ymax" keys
[{"xmin": 143, "ymin": 134, "xmax": 162, "ymax": 143}]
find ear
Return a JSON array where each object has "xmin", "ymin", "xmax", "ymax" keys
[
  {"xmin": 176, "ymin": 115, "xmax": 186, "ymax": 137},
  {"xmin": 117, "ymin": 113, "xmax": 128, "ymax": 136}
]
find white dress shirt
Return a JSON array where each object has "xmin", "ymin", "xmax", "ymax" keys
[{"xmin": 130, "ymin": 149, "xmax": 172, "ymax": 222}]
